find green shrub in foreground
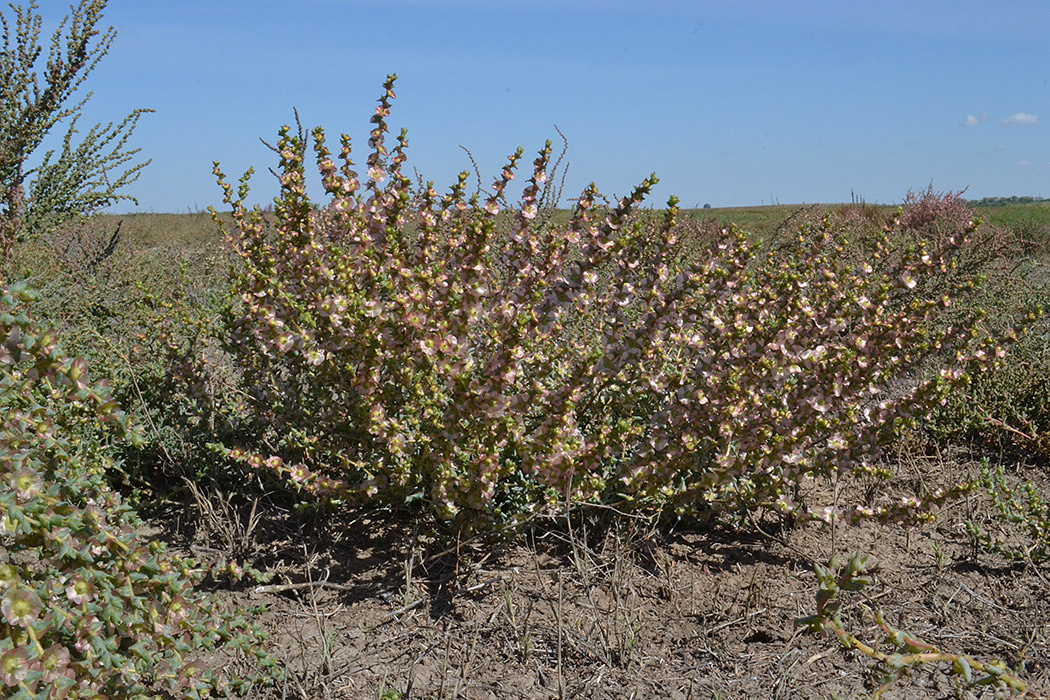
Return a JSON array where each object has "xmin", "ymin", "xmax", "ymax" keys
[
  {"xmin": 0, "ymin": 285, "xmax": 274, "ymax": 699},
  {"xmin": 205, "ymin": 75, "xmax": 1013, "ymax": 531}
]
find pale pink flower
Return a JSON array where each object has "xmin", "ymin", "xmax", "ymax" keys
[
  {"xmin": 65, "ymin": 577, "xmax": 94, "ymax": 605},
  {"xmin": 0, "ymin": 647, "xmax": 28, "ymax": 687},
  {"xmin": 2, "ymin": 587, "xmax": 42, "ymax": 626},
  {"xmin": 39, "ymin": 645, "xmax": 71, "ymax": 684}
]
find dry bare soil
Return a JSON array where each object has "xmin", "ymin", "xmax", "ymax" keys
[{"xmin": 162, "ymin": 445, "xmax": 1050, "ymax": 700}]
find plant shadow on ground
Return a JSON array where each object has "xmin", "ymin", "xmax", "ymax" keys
[{"xmin": 142, "ymin": 445, "xmax": 1050, "ymax": 700}]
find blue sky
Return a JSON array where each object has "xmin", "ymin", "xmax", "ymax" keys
[{"xmin": 56, "ymin": 0, "xmax": 1050, "ymax": 211}]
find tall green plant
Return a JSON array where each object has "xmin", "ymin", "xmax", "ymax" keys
[
  {"xmin": 205, "ymin": 76, "xmax": 1011, "ymax": 531},
  {"xmin": 0, "ymin": 0, "xmax": 150, "ymax": 265}
]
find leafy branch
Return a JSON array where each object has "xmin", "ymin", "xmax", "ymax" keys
[{"xmin": 797, "ymin": 552, "xmax": 1027, "ymax": 698}]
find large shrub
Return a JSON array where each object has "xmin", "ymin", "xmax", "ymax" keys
[
  {"xmin": 0, "ymin": 284, "xmax": 274, "ymax": 699},
  {"xmin": 205, "ymin": 76, "xmax": 1009, "ymax": 531}
]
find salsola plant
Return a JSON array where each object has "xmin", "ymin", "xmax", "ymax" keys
[
  {"xmin": 797, "ymin": 552, "xmax": 1027, "ymax": 698},
  {"xmin": 203, "ymin": 75, "xmax": 1013, "ymax": 531},
  {"xmin": 0, "ymin": 284, "xmax": 275, "ymax": 699}
]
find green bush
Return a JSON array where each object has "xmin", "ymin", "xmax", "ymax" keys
[
  {"xmin": 0, "ymin": 284, "xmax": 274, "ymax": 699},
  {"xmin": 1, "ymin": 0, "xmax": 150, "ymax": 265},
  {"xmin": 198, "ymin": 76, "xmax": 1010, "ymax": 532},
  {"xmin": 930, "ymin": 316, "xmax": 1050, "ymax": 455},
  {"xmin": 915, "ymin": 195, "xmax": 1049, "ymax": 455}
]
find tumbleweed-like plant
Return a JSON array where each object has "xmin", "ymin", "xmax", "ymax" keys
[
  {"xmin": 0, "ymin": 0, "xmax": 150, "ymax": 267},
  {"xmin": 204, "ymin": 74, "xmax": 1013, "ymax": 531}
]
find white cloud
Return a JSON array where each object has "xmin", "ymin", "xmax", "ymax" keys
[
  {"xmin": 1002, "ymin": 112, "xmax": 1040, "ymax": 126},
  {"xmin": 962, "ymin": 113, "xmax": 986, "ymax": 126},
  {"xmin": 1018, "ymin": 160, "xmax": 1033, "ymax": 167}
]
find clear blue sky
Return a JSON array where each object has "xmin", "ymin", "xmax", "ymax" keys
[{"xmin": 60, "ymin": 0, "xmax": 1050, "ymax": 212}]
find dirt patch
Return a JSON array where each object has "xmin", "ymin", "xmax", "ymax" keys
[{"xmin": 165, "ymin": 449, "xmax": 1050, "ymax": 700}]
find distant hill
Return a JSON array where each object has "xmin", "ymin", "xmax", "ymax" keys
[{"xmin": 968, "ymin": 196, "xmax": 1049, "ymax": 207}]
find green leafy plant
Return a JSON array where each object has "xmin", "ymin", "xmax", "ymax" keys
[
  {"xmin": 967, "ymin": 459, "xmax": 1050, "ymax": 565},
  {"xmin": 1, "ymin": 0, "xmax": 150, "ymax": 266},
  {"xmin": 0, "ymin": 284, "xmax": 276, "ymax": 699},
  {"xmin": 797, "ymin": 552, "xmax": 1027, "ymax": 698},
  {"xmin": 911, "ymin": 194, "xmax": 1050, "ymax": 457},
  {"xmin": 197, "ymin": 75, "xmax": 1013, "ymax": 532},
  {"xmin": 931, "ymin": 315, "xmax": 1050, "ymax": 457},
  {"xmin": 0, "ymin": 212, "xmax": 238, "ymax": 500}
]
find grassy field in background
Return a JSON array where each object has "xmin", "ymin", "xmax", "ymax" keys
[{"xmin": 88, "ymin": 200, "xmax": 1050, "ymax": 252}]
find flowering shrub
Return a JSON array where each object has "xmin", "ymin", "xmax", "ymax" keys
[
  {"xmin": 0, "ymin": 284, "xmax": 275, "ymax": 699},
  {"xmin": 209, "ymin": 75, "xmax": 1010, "ymax": 530}
]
